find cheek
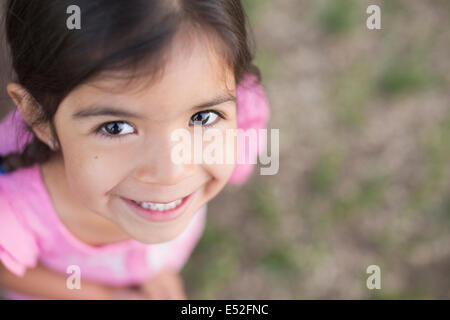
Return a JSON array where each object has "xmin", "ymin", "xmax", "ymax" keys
[
  {"xmin": 204, "ymin": 162, "xmax": 235, "ymax": 183},
  {"xmin": 62, "ymin": 146, "xmax": 126, "ymax": 206},
  {"xmin": 201, "ymin": 125, "xmax": 237, "ymax": 183}
]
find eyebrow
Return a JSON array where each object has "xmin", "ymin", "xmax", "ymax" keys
[{"xmin": 72, "ymin": 94, "xmax": 236, "ymax": 120}]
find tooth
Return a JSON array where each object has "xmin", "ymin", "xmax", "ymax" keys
[{"xmin": 134, "ymin": 197, "xmax": 184, "ymax": 211}]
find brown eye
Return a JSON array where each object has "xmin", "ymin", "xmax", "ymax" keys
[
  {"xmin": 95, "ymin": 121, "xmax": 135, "ymax": 139},
  {"xmin": 189, "ymin": 110, "xmax": 222, "ymax": 126}
]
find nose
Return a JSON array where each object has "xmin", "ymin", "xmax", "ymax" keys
[{"xmin": 133, "ymin": 127, "xmax": 196, "ymax": 186}]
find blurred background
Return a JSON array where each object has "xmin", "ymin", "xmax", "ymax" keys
[{"xmin": 1, "ymin": 0, "xmax": 449, "ymax": 299}]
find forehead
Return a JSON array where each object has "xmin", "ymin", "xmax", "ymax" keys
[{"xmin": 64, "ymin": 28, "xmax": 236, "ymax": 118}]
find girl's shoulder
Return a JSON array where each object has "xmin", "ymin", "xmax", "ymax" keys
[
  {"xmin": 236, "ymin": 74, "xmax": 270, "ymax": 129},
  {"xmin": 0, "ymin": 111, "xmax": 47, "ymax": 277},
  {"xmin": 229, "ymin": 74, "xmax": 271, "ymax": 185},
  {"xmin": 0, "ymin": 110, "xmax": 44, "ymax": 276},
  {"xmin": 0, "ymin": 168, "xmax": 42, "ymax": 277},
  {"xmin": 0, "ymin": 109, "xmax": 34, "ymax": 157}
]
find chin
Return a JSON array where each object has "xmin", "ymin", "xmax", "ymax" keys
[
  {"xmin": 123, "ymin": 221, "xmax": 188, "ymax": 244},
  {"xmin": 131, "ymin": 230, "xmax": 182, "ymax": 244}
]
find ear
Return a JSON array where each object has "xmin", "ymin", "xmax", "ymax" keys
[{"xmin": 6, "ymin": 82, "xmax": 54, "ymax": 148}]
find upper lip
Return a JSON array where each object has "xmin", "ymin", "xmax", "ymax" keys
[{"xmin": 123, "ymin": 192, "xmax": 193, "ymax": 204}]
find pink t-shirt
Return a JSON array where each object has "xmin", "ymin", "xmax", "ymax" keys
[{"xmin": 0, "ymin": 74, "xmax": 270, "ymax": 299}]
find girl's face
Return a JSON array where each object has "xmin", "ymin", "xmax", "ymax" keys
[{"xmin": 51, "ymin": 31, "xmax": 237, "ymax": 244}]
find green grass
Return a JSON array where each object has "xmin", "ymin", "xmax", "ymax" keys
[
  {"xmin": 331, "ymin": 59, "xmax": 376, "ymax": 129},
  {"xmin": 182, "ymin": 222, "xmax": 240, "ymax": 299},
  {"xmin": 242, "ymin": 0, "xmax": 270, "ymax": 22},
  {"xmin": 424, "ymin": 116, "xmax": 450, "ymax": 182},
  {"xmin": 254, "ymin": 49, "xmax": 277, "ymax": 82},
  {"xmin": 241, "ymin": 0, "xmax": 276, "ymax": 82},
  {"xmin": 407, "ymin": 115, "xmax": 450, "ymax": 211},
  {"xmin": 317, "ymin": 0, "xmax": 359, "ymax": 35},
  {"xmin": 309, "ymin": 150, "xmax": 343, "ymax": 194},
  {"xmin": 384, "ymin": 0, "xmax": 403, "ymax": 16},
  {"xmin": 429, "ymin": 193, "xmax": 450, "ymax": 225},
  {"xmin": 377, "ymin": 47, "xmax": 435, "ymax": 97},
  {"xmin": 370, "ymin": 287, "xmax": 431, "ymax": 300},
  {"xmin": 259, "ymin": 241, "xmax": 300, "ymax": 283},
  {"xmin": 333, "ymin": 175, "xmax": 386, "ymax": 216},
  {"xmin": 313, "ymin": 173, "xmax": 388, "ymax": 233},
  {"xmin": 248, "ymin": 182, "xmax": 281, "ymax": 229}
]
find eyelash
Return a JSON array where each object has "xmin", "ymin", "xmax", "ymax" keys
[
  {"xmin": 93, "ymin": 110, "xmax": 226, "ymax": 140},
  {"xmin": 94, "ymin": 122, "xmax": 130, "ymax": 140},
  {"xmin": 189, "ymin": 110, "xmax": 226, "ymax": 128}
]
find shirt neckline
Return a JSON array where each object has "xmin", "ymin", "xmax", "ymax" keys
[{"xmin": 33, "ymin": 163, "xmax": 141, "ymax": 254}]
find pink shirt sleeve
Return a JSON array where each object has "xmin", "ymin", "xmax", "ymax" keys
[
  {"xmin": 0, "ymin": 109, "xmax": 33, "ymax": 155},
  {"xmin": 0, "ymin": 110, "xmax": 40, "ymax": 277},
  {"xmin": 0, "ymin": 184, "xmax": 40, "ymax": 277},
  {"xmin": 228, "ymin": 74, "xmax": 270, "ymax": 185}
]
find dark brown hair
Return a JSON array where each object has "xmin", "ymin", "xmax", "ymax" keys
[{"xmin": 0, "ymin": 0, "xmax": 260, "ymax": 173}]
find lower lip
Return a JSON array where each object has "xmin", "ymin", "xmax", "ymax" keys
[{"xmin": 122, "ymin": 192, "xmax": 195, "ymax": 222}]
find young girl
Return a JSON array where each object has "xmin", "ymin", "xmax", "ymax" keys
[{"xmin": 0, "ymin": 0, "xmax": 269, "ymax": 299}]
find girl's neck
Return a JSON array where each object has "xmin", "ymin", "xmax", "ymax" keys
[{"xmin": 39, "ymin": 153, "xmax": 132, "ymax": 247}]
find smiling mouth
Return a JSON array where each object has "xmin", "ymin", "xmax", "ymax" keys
[
  {"xmin": 121, "ymin": 190, "xmax": 196, "ymax": 222},
  {"xmin": 131, "ymin": 198, "xmax": 183, "ymax": 211},
  {"xmin": 125, "ymin": 193, "xmax": 191, "ymax": 212}
]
